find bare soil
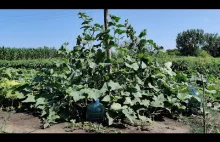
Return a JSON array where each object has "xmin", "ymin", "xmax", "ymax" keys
[
  {"xmin": 183, "ymin": 110, "xmax": 220, "ymax": 133},
  {"xmin": 0, "ymin": 110, "xmax": 191, "ymax": 133}
]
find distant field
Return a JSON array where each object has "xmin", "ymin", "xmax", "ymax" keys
[
  {"xmin": 156, "ymin": 56, "xmax": 220, "ymax": 64},
  {"xmin": 0, "ymin": 46, "xmax": 60, "ymax": 60},
  {"xmin": 0, "ymin": 58, "xmax": 59, "ymax": 69},
  {"xmin": 1, "ymin": 56, "xmax": 220, "ymax": 69}
]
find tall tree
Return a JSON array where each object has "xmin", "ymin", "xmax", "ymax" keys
[
  {"xmin": 176, "ymin": 29, "xmax": 205, "ymax": 56},
  {"xmin": 202, "ymin": 33, "xmax": 220, "ymax": 57}
]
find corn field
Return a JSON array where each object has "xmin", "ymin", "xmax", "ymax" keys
[{"xmin": 0, "ymin": 46, "xmax": 60, "ymax": 60}]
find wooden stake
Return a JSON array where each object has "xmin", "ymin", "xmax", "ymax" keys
[{"xmin": 104, "ymin": 9, "xmax": 111, "ymax": 74}]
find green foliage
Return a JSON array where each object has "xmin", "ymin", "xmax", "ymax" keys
[
  {"xmin": 0, "ymin": 68, "xmax": 37, "ymax": 109},
  {"xmin": 156, "ymin": 55, "xmax": 220, "ymax": 106},
  {"xmin": 176, "ymin": 29, "xmax": 205, "ymax": 56},
  {"xmin": 156, "ymin": 56, "xmax": 220, "ymax": 79},
  {"xmin": 202, "ymin": 33, "xmax": 220, "ymax": 57},
  {"xmin": 175, "ymin": 29, "xmax": 220, "ymax": 57},
  {"xmin": 0, "ymin": 12, "xmax": 219, "ymax": 129},
  {"xmin": 171, "ymin": 61, "xmax": 190, "ymax": 74},
  {"xmin": 197, "ymin": 49, "xmax": 212, "ymax": 58},
  {"xmin": 0, "ymin": 59, "xmax": 58, "ymax": 69},
  {"xmin": 30, "ymin": 13, "xmax": 201, "ymax": 126},
  {"xmin": 0, "ymin": 46, "xmax": 60, "ymax": 60},
  {"xmin": 175, "ymin": 72, "xmax": 187, "ymax": 83},
  {"xmin": 166, "ymin": 49, "xmax": 180, "ymax": 56},
  {"xmin": 154, "ymin": 51, "xmax": 168, "ymax": 58}
]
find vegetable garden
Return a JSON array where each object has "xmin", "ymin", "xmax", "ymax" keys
[{"xmin": 0, "ymin": 12, "xmax": 219, "ymax": 133}]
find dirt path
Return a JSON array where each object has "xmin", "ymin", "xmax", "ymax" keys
[{"xmin": 0, "ymin": 110, "xmax": 190, "ymax": 133}]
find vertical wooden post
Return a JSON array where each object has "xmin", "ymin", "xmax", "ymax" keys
[
  {"xmin": 104, "ymin": 9, "xmax": 108, "ymax": 31},
  {"xmin": 104, "ymin": 9, "xmax": 111, "ymax": 74}
]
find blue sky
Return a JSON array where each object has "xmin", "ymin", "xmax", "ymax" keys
[{"xmin": 0, "ymin": 9, "xmax": 220, "ymax": 50}]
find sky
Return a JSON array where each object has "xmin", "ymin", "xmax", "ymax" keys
[{"xmin": 0, "ymin": 9, "xmax": 220, "ymax": 50}]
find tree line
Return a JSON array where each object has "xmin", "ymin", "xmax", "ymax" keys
[{"xmin": 167, "ymin": 29, "xmax": 220, "ymax": 57}]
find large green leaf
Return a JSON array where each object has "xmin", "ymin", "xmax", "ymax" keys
[
  {"xmin": 5, "ymin": 90, "xmax": 16, "ymax": 99},
  {"xmin": 89, "ymin": 62, "xmax": 97, "ymax": 69},
  {"xmin": 167, "ymin": 96, "xmax": 178, "ymax": 105},
  {"xmin": 110, "ymin": 103, "xmax": 122, "ymax": 111},
  {"xmin": 106, "ymin": 112, "xmax": 114, "ymax": 125},
  {"xmin": 140, "ymin": 99, "xmax": 150, "ymax": 107},
  {"xmin": 81, "ymin": 88, "xmax": 101, "ymax": 100},
  {"xmin": 148, "ymin": 83, "xmax": 160, "ymax": 92},
  {"xmin": 174, "ymin": 102, "xmax": 186, "ymax": 110},
  {"xmin": 165, "ymin": 62, "xmax": 172, "ymax": 69},
  {"xmin": 177, "ymin": 93, "xmax": 192, "ymax": 102},
  {"xmin": 100, "ymin": 83, "xmax": 108, "ymax": 93},
  {"xmin": 162, "ymin": 62, "xmax": 176, "ymax": 76},
  {"xmin": 41, "ymin": 109, "xmax": 47, "ymax": 116},
  {"xmin": 133, "ymin": 92, "xmax": 142, "ymax": 98},
  {"xmin": 22, "ymin": 94, "xmax": 36, "ymax": 103},
  {"xmin": 16, "ymin": 92, "xmax": 25, "ymax": 99},
  {"xmin": 191, "ymin": 95, "xmax": 201, "ymax": 102},
  {"xmin": 102, "ymin": 95, "xmax": 111, "ymax": 102},
  {"xmin": 141, "ymin": 62, "xmax": 147, "ymax": 69},
  {"xmin": 66, "ymin": 88, "xmax": 84, "ymax": 102},
  {"xmin": 108, "ymin": 80, "xmax": 122, "ymax": 91},
  {"xmin": 136, "ymin": 83, "xmax": 141, "ymax": 91},
  {"xmin": 130, "ymin": 63, "xmax": 139, "ymax": 71},
  {"xmin": 5, "ymin": 69, "xmax": 12, "ymax": 78},
  {"xmin": 35, "ymin": 98, "xmax": 46, "ymax": 107},
  {"xmin": 47, "ymin": 108, "xmax": 60, "ymax": 124},
  {"xmin": 122, "ymin": 108, "xmax": 137, "ymax": 124},
  {"xmin": 124, "ymin": 97, "xmax": 134, "ymax": 106},
  {"xmin": 135, "ymin": 76, "xmax": 144, "ymax": 85},
  {"xmin": 125, "ymin": 63, "xmax": 139, "ymax": 71},
  {"xmin": 38, "ymin": 105, "xmax": 46, "ymax": 110},
  {"xmin": 151, "ymin": 94, "xmax": 166, "ymax": 108},
  {"xmin": 131, "ymin": 97, "xmax": 141, "ymax": 105}
]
